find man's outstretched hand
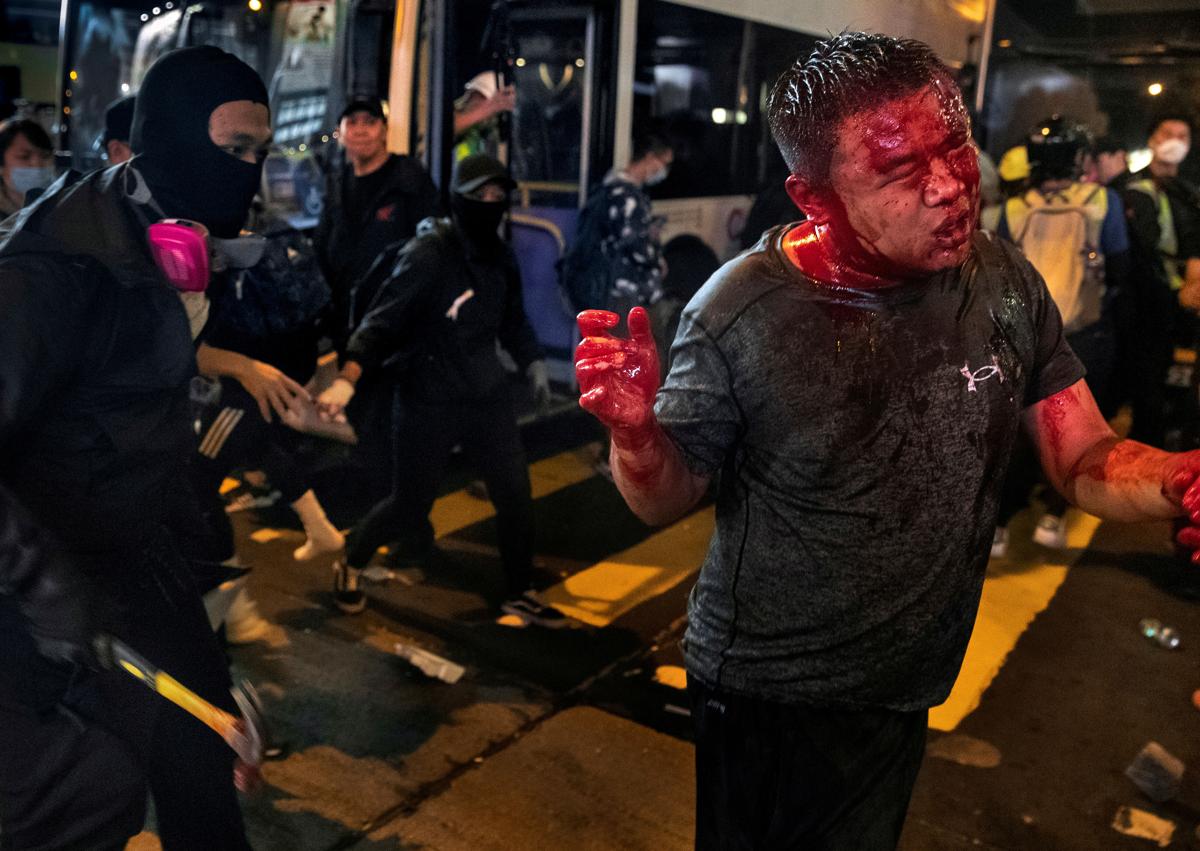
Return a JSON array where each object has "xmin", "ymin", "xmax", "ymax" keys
[
  {"xmin": 1166, "ymin": 451, "xmax": 1200, "ymax": 562},
  {"xmin": 575, "ymin": 308, "xmax": 660, "ymax": 446}
]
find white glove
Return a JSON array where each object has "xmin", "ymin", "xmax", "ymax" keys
[
  {"xmin": 316, "ymin": 377, "xmax": 356, "ymax": 420},
  {"xmin": 528, "ymin": 359, "xmax": 552, "ymax": 410}
]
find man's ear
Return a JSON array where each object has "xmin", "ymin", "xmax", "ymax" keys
[{"xmin": 785, "ymin": 174, "xmax": 831, "ymax": 225}]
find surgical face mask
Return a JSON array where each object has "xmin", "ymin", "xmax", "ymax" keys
[
  {"xmin": 644, "ymin": 164, "xmax": 669, "ymax": 187},
  {"xmin": 8, "ymin": 165, "xmax": 55, "ymax": 194},
  {"xmin": 1152, "ymin": 138, "xmax": 1190, "ymax": 166}
]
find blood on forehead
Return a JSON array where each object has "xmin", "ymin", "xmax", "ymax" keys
[{"xmin": 851, "ymin": 81, "xmax": 972, "ymax": 175}]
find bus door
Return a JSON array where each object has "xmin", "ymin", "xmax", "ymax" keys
[{"xmin": 504, "ymin": 3, "xmax": 604, "ymax": 385}]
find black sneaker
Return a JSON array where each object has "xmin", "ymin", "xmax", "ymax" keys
[
  {"xmin": 332, "ymin": 560, "xmax": 366, "ymax": 614},
  {"xmin": 499, "ymin": 591, "xmax": 570, "ymax": 629}
]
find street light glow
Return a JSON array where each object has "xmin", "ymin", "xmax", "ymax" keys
[
  {"xmin": 248, "ymin": 0, "xmax": 263, "ymax": 11},
  {"xmin": 1148, "ymin": 82, "xmax": 1163, "ymax": 96}
]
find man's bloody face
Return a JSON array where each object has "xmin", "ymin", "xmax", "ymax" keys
[{"xmin": 818, "ymin": 82, "xmax": 980, "ymax": 277}]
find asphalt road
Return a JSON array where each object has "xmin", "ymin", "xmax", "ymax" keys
[{"xmin": 128, "ymin": 405, "xmax": 1200, "ymax": 851}]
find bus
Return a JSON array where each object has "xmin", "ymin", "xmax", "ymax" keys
[{"xmin": 56, "ymin": 0, "xmax": 991, "ymax": 380}]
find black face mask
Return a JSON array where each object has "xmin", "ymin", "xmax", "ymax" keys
[
  {"xmin": 131, "ymin": 46, "xmax": 269, "ymax": 238},
  {"xmin": 451, "ymin": 194, "xmax": 507, "ymax": 246}
]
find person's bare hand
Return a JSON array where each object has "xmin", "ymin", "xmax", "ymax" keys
[
  {"xmin": 316, "ymin": 377, "xmax": 355, "ymax": 421},
  {"xmin": 237, "ymin": 361, "xmax": 310, "ymax": 423},
  {"xmin": 575, "ymin": 307, "xmax": 660, "ymax": 441}
]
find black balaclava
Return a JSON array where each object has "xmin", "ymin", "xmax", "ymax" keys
[
  {"xmin": 131, "ymin": 46, "xmax": 269, "ymax": 238},
  {"xmin": 451, "ymin": 193, "xmax": 508, "ymax": 247}
]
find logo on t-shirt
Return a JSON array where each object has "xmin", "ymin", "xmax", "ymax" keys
[
  {"xmin": 961, "ymin": 355, "xmax": 1006, "ymax": 393},
  {"xmin": 376, "ymin": 204, "xmax": 396, "ymax": 222}
]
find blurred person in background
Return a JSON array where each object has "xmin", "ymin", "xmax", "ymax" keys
[
  {"xmin": 453, "ymin": 70, "xmax": 517, "ymax": 161},
  {"xmin": 102, "ymin": 95, "xmax": 136, "ymax": 165},
  {"xmin": 1120, "ymin": 113, "xmax": 1200, "ymax": 446},
  {"xmin": 991, "ymin": 116, "xmax": 1130, "ymax": 555},
  {"xmin": 0, "ymin": 117, "xmax": 54, "ymax": 217},
  {"xmin": 314, "ymin": 95, "xmax": 440, "ymax": 494}
]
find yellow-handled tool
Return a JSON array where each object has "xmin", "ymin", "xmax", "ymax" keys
[{"xmin": 94, "ymin": 634, "xmax": 265, "ymax": 769}]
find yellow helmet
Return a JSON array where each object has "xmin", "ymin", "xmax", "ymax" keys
[{"xmin": 998, "ymin": 145, "xmax": 1030, "ymax": 182}]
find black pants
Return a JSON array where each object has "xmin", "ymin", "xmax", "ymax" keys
[
  {"xmin": 689, "ymin": 679, "xmax": 927, "ymax": 851},
  {"xmin": 0, "ymin": 529, "xmax": 249, "ymax": 850},
  {"xmin": 190, "ymin": 382, "xmax": 313, "ymax": 562},
  {"xmin": 346, "ymin": 393, "xmax": 534, "ymax": 594}
]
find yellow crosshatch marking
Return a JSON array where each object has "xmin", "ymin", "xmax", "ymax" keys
[
  {"xmin": 430, "ymin": 447, "xmax": 597, "ymax": 539},
  {"xmin": 929, "ymin": 509, "xmax": 1101, "ymax": 731},
  {"xmin": 541, "ymin": 508, "xmax": 714, "ymax": 627}
]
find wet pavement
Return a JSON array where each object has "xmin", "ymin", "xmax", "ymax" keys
[{"xmin": 128, "ymin": 406, "xmax": 1200, "ymax": 850}]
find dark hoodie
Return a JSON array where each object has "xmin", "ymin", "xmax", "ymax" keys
[{"xmin": 0, "ymin": 163, "xmax": 197, "ymax": 604}]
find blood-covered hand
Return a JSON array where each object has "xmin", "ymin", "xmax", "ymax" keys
[
  {"xmin": 575, "ymin": 307, "xmax": 660, "ymax": 448},
  {"xmin": 1167, "ymin": 450, "xmax": 1200, "ymax": 562}
]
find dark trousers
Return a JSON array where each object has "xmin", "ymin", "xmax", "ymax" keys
[
  {"xmin": 0, "ymin": 530, "xmax": 249, "ymax": 850},
  {"xmin": 689, "ymin": 679, "xmax": 927, "ymax": 851},
  {"xmin": 346, "ymin": 393, "xmax": 534, "ymax": 594},
  {"xmin": 189, "ymin": 382, "xmax": 313, "ymax": 563}
]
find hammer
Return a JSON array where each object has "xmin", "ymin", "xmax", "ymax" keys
[{"xmin": 94, "ymin": 634, "xmax": 266, "ymax": 784}]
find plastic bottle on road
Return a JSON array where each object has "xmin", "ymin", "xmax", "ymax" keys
[{"xmin": 1139, "ymin": 618, "xmax": 1181, "ymax": 650}]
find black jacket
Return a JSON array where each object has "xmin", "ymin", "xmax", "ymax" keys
[
  {"xmin": 345, "ymin": 217, "xmax": 543, "ymax": 403},
  {"xmin": 0, "ymin": 164, "xmax": 199, "ymax": 644},
  {"xmin": 313, "ymin": 154, "xmax": 440, "ymax": 349}
]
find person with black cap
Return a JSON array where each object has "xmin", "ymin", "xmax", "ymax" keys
[
  {"xmin": 316, "ymin": 153, "xmax": 562, "ymax": 627},
  {"xmin": 0, "ymin": 46, "xmax": 266, "ymax": 850},
  {"xmin": 314, "ymin": 95, "xmax": 440, "ymax": 494},
  {"xmin": 102, "ymin": 94, "xmax": 136, "ymax": 164},
  {"xmin": 314, "ymin": 95, "xmax": 440, "ymax": 351}
]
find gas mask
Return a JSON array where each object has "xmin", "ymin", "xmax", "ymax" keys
[{"xmin": 148, "ymin": 219, "xmax": 211, "ymax": 292}]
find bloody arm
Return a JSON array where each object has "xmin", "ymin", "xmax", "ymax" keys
[
  {"xmin": 1027, "ymin": 380, "xmax": 1200, "ymax": 556},
  {"xmin": 576, "ymin": 308, "xmax": 710, "ymax": 526}
]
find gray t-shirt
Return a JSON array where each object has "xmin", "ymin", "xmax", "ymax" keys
[{"xmin": 656, "ymin": 228, "xmax": 1085, "ymax": 711}]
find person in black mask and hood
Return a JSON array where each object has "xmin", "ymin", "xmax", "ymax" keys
[
  {"xmin": 0, "ymin": 46, "xmax": 267, "ymax": 850},
  {"xmin": 316, "ymin": 154, "xmax": 563, "ymax": 627}
]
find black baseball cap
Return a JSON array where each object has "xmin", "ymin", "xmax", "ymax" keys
[
  {"xmin": 339, "ymin": 96, "xmax": 387, "ymax": 122},
  {"xmin": 451, "ymin": 153, "xmax": 517, "ymax": 195},
  {"xmin": 103, "ymin": 95, "xmax": 136, "ymax": 145}
]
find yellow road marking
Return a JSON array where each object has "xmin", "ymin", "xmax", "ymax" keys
[
  {"xmin": 220, "ymin": 477, "xmax": 241, "ymax": 495},
  {"xmin": 929, "ymin": 510, "xmax": 1102, "ymax": 731},
  {"xmin": 250, "ymin": 527, "xmax": 288, "ymax": 543},
  {"xmin": 429, "ymin": 445, "xmax": 598, "ymax": 539},
  {"xmin": 654, "ymin": 665, "xmax": 688, "ymax": 689},
  {"xmin": 541, "ymin": 508, "xmax": 714, "ymax": 628}
]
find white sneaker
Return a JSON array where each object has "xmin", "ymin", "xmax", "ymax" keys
[
  {"xmin": 224, "ymin": 588, "xmax": 272, "ymax": 644},
  {"xmin": 1032, "ymin": 513, "xmax": 1068, "ymax": 549},
  {"xmin": 990, "ymin": 527, "xmax": 1009, "ymax": 559}
]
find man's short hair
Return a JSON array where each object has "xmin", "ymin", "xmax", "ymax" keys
[
  {"xmin": 0, "ymin": 118, "xmax": 53, "ymax": 160},
  {"xmin": 631, "ymin": 121, "xmax": 674, "ymax": 162},
  {"xmin": 1092, "ymin": 135, "xmax": 1124, "ymax": 155},
  {"xmin": 768, "ymin": 32, "xmax": 954, "ymax": 187},
  {"xmin": 1146, "ymin": 111, "xmax": 1194, "ymax": 140}
]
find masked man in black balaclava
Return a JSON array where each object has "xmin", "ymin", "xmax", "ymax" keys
[
  {"xmin": 315, "ymin": 154, "xmax": 565, "ymax": 628},
  {"xmin": 0, "ymin": 46, "xmax": 268, "ymax": 850}
]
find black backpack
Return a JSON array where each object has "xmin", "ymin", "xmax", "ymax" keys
[{"xmin": 558, "ymin": 183, "xmax": 615, "ymax": 314}]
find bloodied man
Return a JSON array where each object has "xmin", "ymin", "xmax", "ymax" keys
[{"xmin": 575, "ymin": 33, "xmax": 1200, "ymax": 849}]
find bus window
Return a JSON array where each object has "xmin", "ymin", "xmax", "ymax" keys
[{"xmin": 635, "ymin": 1, "xmax": 813, "ymax": 200}]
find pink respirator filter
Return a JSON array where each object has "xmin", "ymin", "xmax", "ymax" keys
[{"xmin": 148, "ymin": 219, "xmax": 211, "ymax": 292}]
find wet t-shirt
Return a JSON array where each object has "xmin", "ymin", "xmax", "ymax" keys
[{"xmin": 657, "ymin": 227, "xmax": 1084, "ymax": 711}]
